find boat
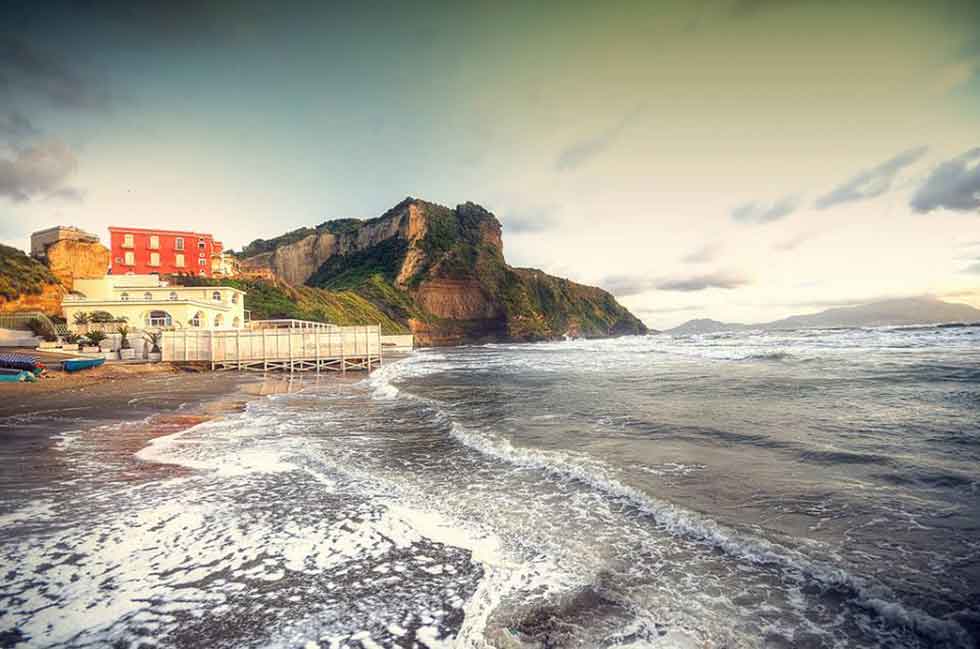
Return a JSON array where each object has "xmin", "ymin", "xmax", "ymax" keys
[
  {"xmin": 62, "ymin": 357, "xmax": 106, "ymax": 373},
  {"xmin": 0, "ymin": 368, "xmax": 34, "ymax": 383},
  {"xmin": 0, "ymin": 353, "xmax": 43, "ymax": 373}
]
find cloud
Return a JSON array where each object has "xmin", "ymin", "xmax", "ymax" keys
[
  {"xmin": 682, "ymin": 242, "xmax": 722, "ymax": 263},
  {"xmin": 731, "ymin": 194, "xmax": 799, "ymax": 224},
  {"xmin": 963, "ymin": 261, "xmax": 980, "ymax": 274},
  {"xmin": 603, "ymin": 271, "xmax": 750, "ymax": 296},
  {"xmin": 0, "ymin": 111, "xmax": 38, "ymax": 139},
  {"xmin": 773, "ymin": 231, "xmax": 817, "ymax": 252},
  {"xmin": 501, "ymin": 205, "xmax": 557, "ymax": 234},
  {"xmin": 814, "ymin": 146, "xmax": 928, "ymax": 209},
  {"xmin": 0, "ymin": 140, "xmax": 82, "ymax": 202},
  {"xmin": 556, "ymin": 110, "xmax": 639, "ymax": 172},
  {"xmin": 909, "ymin": 147, "xmax": 980, "ymax": 213},
  {"xmin": 0, "ymin": 36, "xmax": 112, "ymax": 110}
]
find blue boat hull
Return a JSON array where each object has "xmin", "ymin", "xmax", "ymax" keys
[
  {"xmin": 0, "ymin": 369, "xmax": 33, "ymax": 382},
  {"xmin": 62, "ymin": 357, "xmax": 106, "ymax": 373}
]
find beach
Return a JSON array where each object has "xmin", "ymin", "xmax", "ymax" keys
[{"xmin": 1, "ymin": 330, "xmax": 979, "ymax": 648}]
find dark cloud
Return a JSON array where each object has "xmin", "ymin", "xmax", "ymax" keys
[
  {"xmin": 814, "ymin": 146, "xmax": 928, "ymax": 209},
  {"xmin": 909, "ymin": 147, "xmax": 980, "ymax": 213},
  {"xmin": 0, "ymin": 110, "xmax": 37, "ymax": 139},
  {"xmin": 656, "ymin": 272, "xmax": 751, "ymax": 292},
  {"xmin": 682, "ymin": 242, "xmax": 722, "ymax": 263},
  {"xmin": 603, "ymin": 271, "xmax": 750, "ymax": 296},
  {"xmin": 0, "ymin": 36, "xmax": 112, "ymax": 110},
  {"xmin": 0, "ymin": 140, "xmax": 82, "ymax": 202},
  {"xmin": 731, "ymin": 195, "xmax": 798, "ymax": 224}
]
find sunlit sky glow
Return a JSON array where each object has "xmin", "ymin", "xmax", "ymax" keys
[{"xmin": 1, "ymin": 1, "xmax": 978, "ymax": 328}]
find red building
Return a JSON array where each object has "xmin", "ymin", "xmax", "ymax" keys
[{"xmin": 108, "ymin": 227, "xmax": 223, "ymax": 277}]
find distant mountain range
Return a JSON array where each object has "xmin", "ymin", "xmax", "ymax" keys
[{"xmin": 665, "ymin": 297, "xmax": 980, "ymax": 336}]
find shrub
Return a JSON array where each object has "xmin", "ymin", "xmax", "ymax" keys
[
  {"xmin": 89, "ymin": 311, "xmax": 115, "ymax": 323},
  {"xmin": 64, "ymin": 332, "xmax": 82, "ymax": 345},
  {"xmin": 144, "ymin": 331, "xmax": 161, "ymax": 353},
  {"xmin": 27, "ymin": 317, "xmax": 57, "ymax": 341},
  {"xmin": 73, "ymin": 312, "xmax": 90, "ymax": 325},
  {"xmin": 117, "ymin": 324, "xmax": 131, "ymax": 349},
  {"xmin": 86, "ymin": 330, "xmax": 107, "ymax": 346}
]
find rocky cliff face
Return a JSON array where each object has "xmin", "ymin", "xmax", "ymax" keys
[
  {"xmin": 46, "ymin": 239, "xmax": 110, "ymax": 291},
  {"xmin": 239, "ymin": 198, "xmax": 647, "ymax": 345}
]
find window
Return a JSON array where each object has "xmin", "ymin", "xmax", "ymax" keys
[
  {"xmin": 190, "ymin": 311, "xmax": 203, "ymax": 327},
  {"xmin": 148, "ymin": 235, "xmax": 159, "ymax": 249},
  {"xmin": 231, "ymin": 293, "xmax": 238, "ymax": 304},
  {"xmin": 124, "ymin": 251, "xmax": 135, "ymax": 265},
  {"xmin": 233, "ymin": 316, "xmax": 241, "ymax": 328},
  {"xmin": 212, "ymin": 291, "xmax": 222, "ymax": 302},
  {"xmin": 175, "ymin": 237, "xmax": 184, "ymax": 251},
  {"xmin": 121, "ymin": 292, "xmax": 129, "ymax": 301},
  {"xmin": 175, "ymin": 253, "xmax": 185, "ymax": 267},
  {"xmin": 198, "ymin": 240, "xmax": 206, "ymax": 250},
  {"xmin": 214, "ymin": 314, "xmax": 224, "ymax": 328},
  {"xmin": 149, "ymin": 252, "xmax": 160, "ymax": 267},
  {"xmin": 143, "ymin": 292, "xmax": 153, "ymax": 300},
  {"xmin": 146, "ymin": 310, "xmax": 172, "ymax": 327},
  {"xmin": 169, "ymin": 291, "xmax": 178, "ymax": 301},
  {"xmin": 122, "ymin": 233, "xmax": 134, "ymax": 248},
  {"xmin": 198, "ymin": 258, "xmax": 206, "ymax": 266}
]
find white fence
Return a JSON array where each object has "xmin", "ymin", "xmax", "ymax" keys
[{"xmin": 161, "ymin": 325, "xmax": 382, "ymax": 372}]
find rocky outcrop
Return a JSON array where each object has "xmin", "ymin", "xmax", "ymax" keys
[
  {"xmin": 0, "ymin": 283, "xmax": 65, "ymax": 317},
  {"xmin": 45, "ymin": 239, "xmax": 110, "ymax": 291},
  {"xmin": 239, "ymin": 198, "xmax": 647, "ymax": 345}
]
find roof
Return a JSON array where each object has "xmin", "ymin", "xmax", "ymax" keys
[{"xmin": 108, "ymin": 226, "xmax": 217, "ymax": 238}]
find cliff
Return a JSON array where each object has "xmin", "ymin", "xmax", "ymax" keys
[
  {"xmin": 45, "ymin": 239, "xmax": 110, "ymax": 291},
  {"xmin": 239, "ymin": 198, "xmax": 647, "ymax": 345},
  {"xmin": 0, "ymin": 244, "xmax": 65, "ymax": 316}
]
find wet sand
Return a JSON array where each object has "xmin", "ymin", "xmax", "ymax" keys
[{"xmin": 0, "ymin": 366, "xmax": 305, "ymax": 516}]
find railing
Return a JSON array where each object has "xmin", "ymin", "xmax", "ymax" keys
[
  {"xmin": 160, "ymin": 324, "xmax": 382, "ymax": 373},
  {"xmin": 248, "ymin": 319, "xmax": 340, "ymax": 331},
  {"xmin": 0, "ymin": 311, "xmax": 59, "ymax": 333}
]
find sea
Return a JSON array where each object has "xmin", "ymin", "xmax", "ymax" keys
[{"xmin": 1, "ymin": 324, "xmax": 979, "ymax": 648}]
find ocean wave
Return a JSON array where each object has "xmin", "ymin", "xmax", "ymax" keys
[{"xmin": 443, "ymin": 421, "xmax": 971, "ymax": 646}]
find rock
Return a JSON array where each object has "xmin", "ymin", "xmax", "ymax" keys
[{"xmin": 45, "ymin": 239, "xmax": 110, "ymax": 291}]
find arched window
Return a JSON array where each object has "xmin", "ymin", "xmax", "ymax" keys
[
  {"xmin": 232, "ymin": 316, "xmax": 241, "ymax": 328},
  {"xmin": 169, "ymin": 291, "xmax": 178, "ymax": 301},
  {"xmin": 214, "ymin": 314, "xmax": 224, "ymax": 328},
  {"xmin": 190, "ymin": 311, "xmax": 203, "ymax": 328},
  {"xmin": 212, "ymin": 291, "xmax": 222, "ymax": 302},
  {"xmin": 145, "ymin": 311, "xmax": 172, "ymax": 328},
  {"xmin": 143, "ymin": 292, "xmax": 153, "ymax": 301},
  {"xmin": 120, "ymin": 292, "xmax": 129, "ymax": 301},
  {"xmin": 231, "ymin": 293, "xmax": 238, "ymax": 304}
]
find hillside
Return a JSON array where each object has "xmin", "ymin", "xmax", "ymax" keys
[
  {"xmin": 665, "ymin": 296, "xmax": 980, "ymax": 335},
  {"xmin": 0, "ymin": 244, "xmax": 64, "ymax": 316},
  {"xmin": 175, "ymin": 276, "xmax": 408, "ymax": 334},
  {"xmin": 239, "ymin": 198, "xmax": 647, "ymax": 345}
]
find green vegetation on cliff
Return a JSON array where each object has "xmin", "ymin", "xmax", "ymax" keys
[
  {"xmin": 175, "ymin": 276, "xmax": 408, "ymax": 334},
  {"xmin": 297, "ymin": 199, "xmax": 646, "ymax": 343},
  {"xmin": 0, "ymin": 244, "xmax": 59, "ymax": 300}
]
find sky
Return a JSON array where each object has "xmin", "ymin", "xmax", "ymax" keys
[{"xmin": 1, "ymin": 0, "xmax": 978, "ymax": 329}]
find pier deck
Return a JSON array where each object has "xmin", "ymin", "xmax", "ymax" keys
[{"xmin": 161, "ymin": 324, "xmax": 382, "ymax": 373}]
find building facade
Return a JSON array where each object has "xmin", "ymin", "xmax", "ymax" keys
[
  {"xmin": 30, "ymin": 226, "xmax": 100, "ymax": 259},
  {"xmin": 64, "ymin": 275, "xmax": 247, "ymax": 331},
  {"xmin": 108, "ymin": 227, "xmax": 223, "ymax": 277}
]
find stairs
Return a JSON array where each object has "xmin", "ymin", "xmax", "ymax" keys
[{"xmin": 0, "ymin": 328, "xmax": 40, "ymax": 348}]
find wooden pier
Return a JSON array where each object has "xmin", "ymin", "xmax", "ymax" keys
[{"xmin": 161, "ymin": 322, "xmax": 382, "ymax": 373}]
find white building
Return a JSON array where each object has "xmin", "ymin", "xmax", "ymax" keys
[{"xmin": 63, "ymin": 275, "xmax": 247, "ymax": 331}]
